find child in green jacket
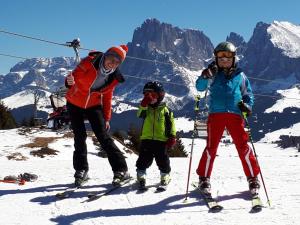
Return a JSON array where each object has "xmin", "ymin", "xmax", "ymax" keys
[{"xmin": 136, "ymin": 81, "xmax": 176, "ymax": 189}]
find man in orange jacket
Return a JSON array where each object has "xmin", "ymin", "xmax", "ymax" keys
[{"xmin": 65, "ymin": 45, "xmax": 130, "ymax": 187}]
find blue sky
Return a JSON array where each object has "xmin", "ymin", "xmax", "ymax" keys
[{"xmin": 0, "ymin": 0, "xmax": 299, "ymax": 74}]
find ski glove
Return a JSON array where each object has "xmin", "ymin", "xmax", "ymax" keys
[
  {"xmin": 201, "ymin": 62, "xmax": 218, "ymax": 79},
  {"xmin": 141, "ymin": 92, "xmax": 158, "ymax": 107},
  {"xmin": 238, "ymin": 101, "xmax": 252, "ymax": 117},
  {"xmin": 166, "ymin": 137, "xmax": 176, "ymax": 149}
]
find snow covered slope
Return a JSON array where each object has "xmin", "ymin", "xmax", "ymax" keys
[
  {"xmin": 0, "ymin": 127, "xmax": 299, "ymax": 225},
  {"xmin": 268, "ymin": 21, "xmax": 300, "ymax": 58},
  {"xmin": 265, "ymin": 86, "xmax": 300, "ymax": 113}
]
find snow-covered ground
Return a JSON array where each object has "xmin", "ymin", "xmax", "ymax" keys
[
  {"xmin": 265, "ymin": 86, "xmax": 300, "ymax": 113},
  {"xmin": 0, "ymin": 127, "xmax": 299, "ymax": 225}
]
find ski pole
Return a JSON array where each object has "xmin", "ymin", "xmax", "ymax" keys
[
  {"xmin": 184, "ymin": 95, "xmax": 201, "ymax": 202},
  {"xmin": 241, "ymin": 111, "xmax": 271, "ymax": 207}
]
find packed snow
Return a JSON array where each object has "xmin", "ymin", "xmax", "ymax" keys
[{"xmin": 0, "ymin": 124, "xmax": 300, "ymax": 225}]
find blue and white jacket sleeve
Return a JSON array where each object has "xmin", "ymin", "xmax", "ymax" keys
[
  {"xmin": 240, "ymin": 73, "xmax": 254, "ymax": 108},
  {"xmin": 195, "ymin": 76, "xmax": 209, "ymax": 91}
]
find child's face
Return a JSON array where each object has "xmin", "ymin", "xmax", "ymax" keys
[
  {"xmin": 216, "ymin": 51, "xmax": 234, "ymax": 69},
  {"xmin": 144, "ymin": 91, "xmax": 158, "ymax": 104}
]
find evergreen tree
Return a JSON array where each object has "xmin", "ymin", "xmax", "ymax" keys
[
  {"xmin": 168, "ymin": 136, "xmax": 188, "ymax": 157},
  {"xmin": 0, "ymin": 101, "xmax": 16, "ymax": 129}
]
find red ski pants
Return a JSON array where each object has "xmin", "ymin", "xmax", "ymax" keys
[{"xmin": 196, "ymin": 113, "xmax": 260, "ymax": 178}]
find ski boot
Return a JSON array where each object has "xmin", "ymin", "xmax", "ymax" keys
[
  {"xmin": 112, "ymin": 171, "xmax": 130, "ymax": 186},
  {"xmin": 160, "ymin": 173, "xmax": 171, "ymax": 186},
  {"xmin": 199, "ymin": 177, "xmax": 211, "ymax": 194},
  {"xmin": 137, "ymin": 170, "xmax": 147, "ymax": 190},
  {"xmin": 74, "ymin": 170, "xmax": 89, "ymax": 187},
  {"xmin": 247, "ymin": 177, "xmax": 260, "ymax": 195},
  {"xmin": 156, "ymin": 172, "xmax": 171, "ymax": 192}
]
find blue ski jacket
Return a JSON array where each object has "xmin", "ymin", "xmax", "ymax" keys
[{"xmin": 196, "ymin": 68, "xmax": 254, "ymax": 115}]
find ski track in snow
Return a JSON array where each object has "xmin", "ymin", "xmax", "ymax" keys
[{"xmin": 0, "ymin": 128, "xmax": 300, "ymax": 225}]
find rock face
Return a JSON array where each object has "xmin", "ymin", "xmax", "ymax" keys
[
  {"xmin": 0, "ymin": 57, "xmax": 75, "ymax": 98},
  {"xmin": 241, "ymin": 21, "xmax": 300, "ymax": 91},
  {"xmin": 226, "ymin": 32, "xmax": 247, "ymax": 56},
  {"xmin": 118, "ymin": 18, "xmax": 214, "ymax": 107}
]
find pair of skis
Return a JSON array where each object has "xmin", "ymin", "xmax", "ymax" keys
[
  {"xmin": 192, "ymin": 183, "xmax": 263, "ymax": 213},
  {"xmin": 55, "ymin": 179, "xmax": 89, "ymax": 199},
  {"xmin": 137, "ymin": 182, "xmax": 169, "ymax": 193},
  {"xmin": 55, "ymin": 178, "xmax": 133, "ymax": 201}
]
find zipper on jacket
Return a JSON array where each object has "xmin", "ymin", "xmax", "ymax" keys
[
  {"xmin": 152, "ymin": 109, "xmax": 156, "ymax": 140},
  {"xmin": 84, "ymin": 69, "xmax": 98, "ymax": 109}
]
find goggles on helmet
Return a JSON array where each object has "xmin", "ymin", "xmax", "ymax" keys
[{"xmin": 216, "ymin": 51, "xmax": 235, "ymax": 58}]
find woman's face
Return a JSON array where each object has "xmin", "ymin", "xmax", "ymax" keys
[{"xmin": 103, "ymin": 55, "xmax": 121, "ymax": 70}]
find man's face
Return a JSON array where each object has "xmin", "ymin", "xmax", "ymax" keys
[{"xmin": 103, "ymin": 55, "xmax": 121, "ymax": 70}]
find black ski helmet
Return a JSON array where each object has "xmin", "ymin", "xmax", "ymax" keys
[
  {"xmin": 214, "ymin": 41, "xmax": 237, "ymax": 56},
  {"xmin": 214, "ymin": 41, "xmax": 237, "ymax": 70},
  {"xmin": 143, "ymin": 81, "xmax": 165, "ymax": 104}
]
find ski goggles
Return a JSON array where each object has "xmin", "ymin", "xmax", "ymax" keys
[
  {"xmin": 215, "ymin": 51, "xmax": 235, "ymax": 58},
  {"xmin": 217, "ymin": 57, "xmax": 233, "ymax": 62}
]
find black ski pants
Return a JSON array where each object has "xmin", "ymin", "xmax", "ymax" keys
[
  {"xmin": 67, "ymin": 102, "xmax": 128, "ymax": 173},
  {"xmin": 136, "ymin": 139, "xmax": 171, "ymax": 174}
]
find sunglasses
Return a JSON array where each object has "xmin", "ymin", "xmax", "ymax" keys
[{"xmin": 216, "ymin": 51, "xmax": 235, "ymax": 58}]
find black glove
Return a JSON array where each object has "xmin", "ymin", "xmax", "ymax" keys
[
  {"xmin": 201, "ymin": 61, "xmax": 218, "ymax": 79},
  {"xmin": 238, "ymin": 101, "xmax": 252, "ymax": 117}
]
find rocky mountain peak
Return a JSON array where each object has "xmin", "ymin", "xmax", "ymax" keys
[{"xmin": 226, "ymin": 32, "xmax": 247, "ymax": 55}]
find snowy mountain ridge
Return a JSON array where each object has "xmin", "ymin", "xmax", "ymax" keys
[
  {"xmin": 0, "ymin": 19, "xmax": 300, "ymax": 139},
  {"xmin": 268, "ymin": 21, "xmax": 300, "ymax": 58}
]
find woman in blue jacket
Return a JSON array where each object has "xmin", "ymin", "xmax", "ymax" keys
[{"xmin": 195, "ymin": 42, "xmax": 260, "ymax": 194}]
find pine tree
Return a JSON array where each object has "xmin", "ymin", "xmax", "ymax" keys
[
  {"xmin": 168, "ymin": 136, "xmax": 188, "ymax": 157},
  {"xmin": 0, "ymin": 101, "xmax": 16, "ymax": 129}
]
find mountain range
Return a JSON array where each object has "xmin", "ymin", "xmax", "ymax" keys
[{"xmin": 1, "ymin": 18, "xmax": 300, "ymax": 140}]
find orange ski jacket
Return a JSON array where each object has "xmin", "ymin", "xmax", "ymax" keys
[{"xmin": 65, "ymin": 51, "xmax": 125, "ymax": 121}]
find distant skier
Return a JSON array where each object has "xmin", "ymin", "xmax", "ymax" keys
[
  {"xmin": 136, "ymin": 81, "xmax": 177, "ymax": 189},
  {"xmin": 195, "ymin": 41, "xmax": 260, "ymax": 194},
  {"xmin": 65, "ymin": 45, "xmax": 130, "ymax": 187}
]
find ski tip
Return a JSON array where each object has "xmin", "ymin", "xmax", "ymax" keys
[
  {"xmin": 250, "ymin": 205, "xmax": 262, "ymax": 213},
  {"xmin": 209, "ymin": 205, "xmax": 223, "ymax": 213},
  {"xmin": 155, "ymin": 187, "xmax": 167, "ymax": 192}
]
